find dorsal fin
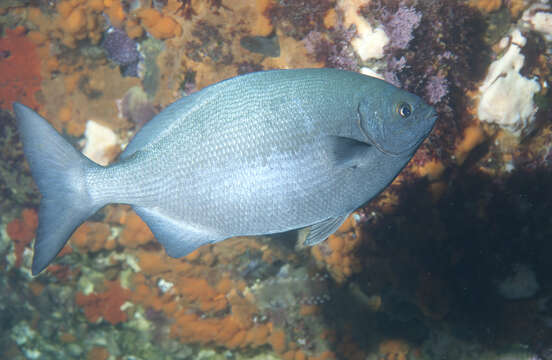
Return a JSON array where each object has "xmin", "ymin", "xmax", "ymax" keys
[{"xmin": 121, "ymin": 92, "xmax": 201, "ymax": 159}]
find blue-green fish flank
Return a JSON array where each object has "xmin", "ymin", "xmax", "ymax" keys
[{"xmin": 13, "ymin": 68, "xmax": 436, "ymax": 275}]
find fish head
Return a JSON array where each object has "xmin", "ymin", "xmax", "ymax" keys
[{"xmin": 357, "ymin": 82, "xmax": 437, "ymax": 156}]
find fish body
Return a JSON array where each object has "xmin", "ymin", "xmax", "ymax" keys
[{"xmin": 14, "ymin": 68, "xmax": 436, "ymax": 275}]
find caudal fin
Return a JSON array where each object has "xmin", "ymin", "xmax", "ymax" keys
[{"xmin": 13, "ymin": 103, "xmax": 103, "ymax": 275}]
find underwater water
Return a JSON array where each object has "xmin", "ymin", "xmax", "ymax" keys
[{"xmin": 1, "ymin": 0, "xmax": 552, "ymax": 359}]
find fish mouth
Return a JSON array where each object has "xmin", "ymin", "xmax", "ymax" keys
[
  {"xmin": 426, "ymin": 107, "xmax": 438, "ymax": 125},
  {"xmin": 409, "ymin": 109, "xmax": 438, "ymax": 151},
  {"xmin": 423, "ymin": 108, "xmax": 438, "ymax": 137}
]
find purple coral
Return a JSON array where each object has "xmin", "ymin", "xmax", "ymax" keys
[
  {"xmin": 425, "ymin": 75, "xmax": 449, "ymax": 104},
  {"xmin": 102, "ymin": 27, "xmax": 140, "ymax": 77},
  {"xmin": 384, "ymin": 56, "xmax": 407, "ymax": 87},
  {"xmin": 303, "ymin": 31, "xmax": 324, "ymax": 56},
  {"xmin": 383, "ymin": 6, "xmax": 422, "ymax": 51},
  {"xmin": 303, "ymin": 26, "xmax": 358, "ymax": 71},
  {"xmin": 327, "ymin": 25, "xmax": 358, "ymax": 70}
]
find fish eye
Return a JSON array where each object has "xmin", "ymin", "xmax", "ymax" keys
[{"xmin": 397, "ymin": 102, "xmax": 412, "ymax": 118}]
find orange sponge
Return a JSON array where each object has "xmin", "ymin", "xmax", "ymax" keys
[
  {"xmin": 119, "ymin": 212, "xmax": 154, "ymax": 248},
  {"xmin": 311, "ymin": 216, "xmax": 363, "ymax": 283},
  {"xmin": 104, "ymin": 0, "xmax": 125, "ymax": 28},
  {"xmin": 137, "ymin": 8, "xmax": 161, "ymax": 28},
  {"xmin": 137, "ymin": 8, "xmax": 181, "ymax": 39},
  {"xmin": 63, "ymin": 8, "xmax": 86, "ymax": 34}
]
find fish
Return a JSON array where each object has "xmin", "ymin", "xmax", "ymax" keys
[
  {"xmin": 240, "ymin": 32, "xmax": 280, "ymax": 57},
  {"xmin": 13, "ymin": 68, "xmax": 437, "ymax": 275}
]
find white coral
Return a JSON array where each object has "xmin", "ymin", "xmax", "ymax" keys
[
  {"xmin": 82, "ymin": 120, "xmax": 119, "ymax": 166},
  {"xmin": 339, "ymin": 0, "xmax": 389, "ymax": 60},
  {"xmin": 477, "ymin": 30, "xmax": 540, "ymax": 135},
  {"xmin": 522, "ymin": 3, "xmax": 552, "ymax": 41}
]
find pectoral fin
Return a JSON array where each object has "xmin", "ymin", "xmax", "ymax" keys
[
  {"xmin": 133, "ymin": 206, "xmax": 225, "ymax": 258},
  {"xmin": 323, "ymin": 136, "xmax": 373, "ymax": 170},
  {"xmin": 303, "ymin": 214, "xmax": 349, "ymax": 246}
]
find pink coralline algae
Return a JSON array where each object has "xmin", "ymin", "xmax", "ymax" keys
[
  {"xmin": 383, "ymin": 6, "xmax": 422, "ymax": 51},
  {"xmin": 303, "ymin": 26, "xmax": 358, "ymax": 71},
  {"xmin": 425, "ymin": 74, "xmax": 449, "ymax": 105}
]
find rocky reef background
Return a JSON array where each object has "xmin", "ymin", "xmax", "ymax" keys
[{"xmin": 1, "ymin": 0, "xmax": 552, "ymax": 359}]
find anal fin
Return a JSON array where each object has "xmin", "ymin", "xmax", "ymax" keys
[
  {"xmin": 133, "ymin": 206, "xmax": 224, "ymax": 258},
  {"xmin": 303, "ymin": 214, "xmax": 349, "ymax": 246}
]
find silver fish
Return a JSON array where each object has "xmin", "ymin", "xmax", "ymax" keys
[{"xmin": 13, "ymin": 68, "xmax": 437, "ymax": 275}]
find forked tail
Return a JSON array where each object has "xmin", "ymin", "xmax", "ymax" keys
[{"xmin": 13, "ymin": 103, "xmax": 103, "ymax": 275}]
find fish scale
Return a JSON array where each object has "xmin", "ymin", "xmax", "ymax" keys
[{"xmin": 13, "ymin": 68, "xmax": 436, "ymax": 274}]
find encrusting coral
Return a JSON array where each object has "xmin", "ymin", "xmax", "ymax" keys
[
  {"xmin": 115, "ymin": 236, "xmax": 344, "ymax": 359},
  {"xmin": 75, "ymin": 280, "xmax": 131, "ymax": 325},
  {"xmin": 311, "ymin": 216, "xmax": 363, "ymax": 284},
  {"xmin": 6, "ymin": 208, "xmax": 38, "ymax": 268},
  {"xmin": 129, "ymin": 249, "xmax": 280, "ymax": 351},
  {"xmin": 0, "ymin": 27, "xmax": 41, "ymax": 110},
  {"xmin": 118, "ymin": 212, "xmax": 154, "ymax": 248},
  {"xmin": 71, "ymin": 222, "xmax": 115, "ymax": 253}
]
